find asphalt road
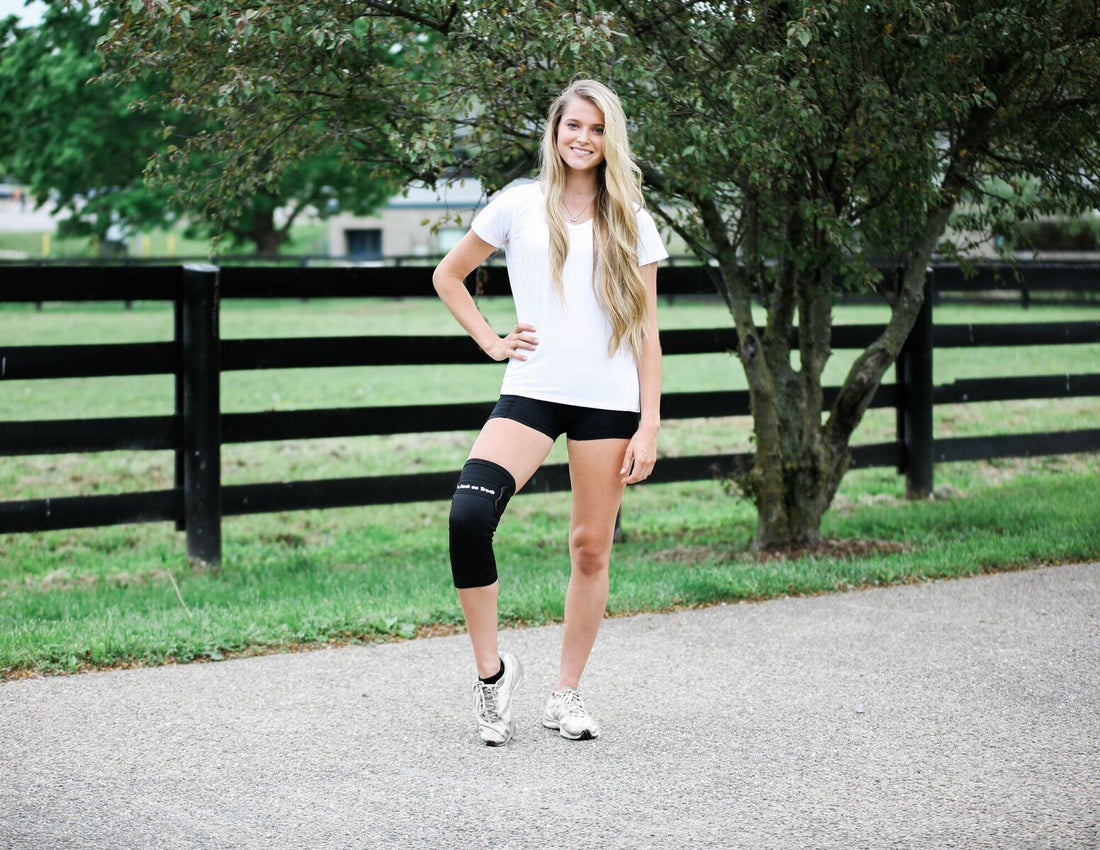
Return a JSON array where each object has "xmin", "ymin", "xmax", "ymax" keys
[{"xmin": 1, "ymin": 562, "xmax": 1097, "ymax": 849}]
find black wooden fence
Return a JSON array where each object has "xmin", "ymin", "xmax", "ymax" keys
[
  {"xmin": 5, "ymin": 255, "xmax": 1100, "ymax": 310},
  {"xmin": 2, "ymin": 262, "xmax": 1098, "ymax": 565}
]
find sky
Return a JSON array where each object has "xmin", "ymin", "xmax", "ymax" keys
[{"xmin": 0, "ymin": 0, "xmax": 46, "ymax": 27}]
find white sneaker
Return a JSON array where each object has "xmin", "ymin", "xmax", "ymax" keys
[
  {"xmin": 472, "ymin": 651, "xmax": 523, "ymax": 746},
  {"xmin": 541, "ymin": 687, "xmax": 601, "ymax": 740}
]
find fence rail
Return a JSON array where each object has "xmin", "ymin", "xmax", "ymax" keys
[
  {"xmin": 2, "ymin": 262, "xmax": 1099, "ymax": 564},
  {"xmin": 3, "ymin": 259, "xmax": 1100, "ymax": 301}
]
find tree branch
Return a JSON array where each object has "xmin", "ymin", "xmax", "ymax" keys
[{"xmin": 356, "ymin": 2, "xmax": 461, "ymax": 34}]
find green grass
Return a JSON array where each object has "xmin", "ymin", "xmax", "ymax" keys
[
  {"xmin": 2, "ymin": 457, "xmax": 1097, "ymax": 679},
  {"xmin": 0, "ymin": 221, "xmax": 329, "ymax": 259},
  {"xmin": 1, "ymin": 298, "xmax": 1098, "ymax": 678},
  {"xmin": 0, "ymin": 227, "xmax": 215, "ymax": 260}
]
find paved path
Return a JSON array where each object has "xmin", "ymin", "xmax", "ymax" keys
[{"xmin": 1, "ymin": 562, "xmax": 1097, "ymax": 849}]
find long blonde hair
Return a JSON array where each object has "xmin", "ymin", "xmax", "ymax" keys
[{"xmin": 537, "ymin": 78, "xmax": 649, "ymax": 360}]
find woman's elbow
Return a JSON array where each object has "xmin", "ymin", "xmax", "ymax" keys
[{"xmin": 432, "ymin": 267, "xmax": 454, "ymax": 296}]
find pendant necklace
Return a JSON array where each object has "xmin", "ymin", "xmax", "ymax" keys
[{"xmin": 562, "ymin": 194, "xmax": 595, "ymax": 223}]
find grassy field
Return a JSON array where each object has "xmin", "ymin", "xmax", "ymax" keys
[
  {"xmin": 0, "ymin": 222, "xmax": 329, "ymax": 260},
  {"xmin": 1, "ymin": 297, "xmax": 1098, "ymax": 679}
]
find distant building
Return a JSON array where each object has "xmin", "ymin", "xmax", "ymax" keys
[
  {"xmin": 326, "ymin": 175, "xmax": 686, "ymax": 263},
  {"xmin": 326, "ymin": 177, "xmax": 493, "ymax": 262}
]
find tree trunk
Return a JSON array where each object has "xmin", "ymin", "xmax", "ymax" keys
[
  {"xmin": 751, "ymin": 268, "xmax": 838, "ymax": 550},
  {"xmin": 251, "ymin": 207, "xmax": 284, "ymax": 257},
  {"xmin": 739, "ymin": 204, "xmax": 957, "ymax": 550},
  {"xmin": 753, "ymin": 469, "xmax": 832, "ymax": 548},
  {"xmin": 699, "ymin": 155, "xmax": 972, "ymax": 550}
]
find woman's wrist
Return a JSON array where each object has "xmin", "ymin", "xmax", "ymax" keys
[
  {"xmin": 477, "ymin": 333, "xmax": 499, "ymax": 354},
  {"xmin": 472, "ymin": 327, "xmax": 503, "ymax": 354},
  {"xmin": 638, "ymin": 418, "xmax": 660, "ymax": 434}
]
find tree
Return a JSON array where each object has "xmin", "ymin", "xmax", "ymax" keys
[
  {"xmin": 0, "ymin": 2, "xmax": 179, "ymax": 245},
  {"xmin": 0, "ymin": 0, "xmax": 398, "ymax": 255},
  {"xmin": 100, "ymin": 1, "xmax": 1100, "ymax": 547}
]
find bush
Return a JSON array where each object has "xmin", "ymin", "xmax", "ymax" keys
[{"xmin": 996, "ymin": 216, "xmax": 1100, "ymax": 251}]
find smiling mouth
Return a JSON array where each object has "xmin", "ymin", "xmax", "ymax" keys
[{"xmin": 570, "ymin": 147, "xmax": 593, "ymax": 157}]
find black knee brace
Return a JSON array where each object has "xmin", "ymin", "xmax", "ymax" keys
[{"xmin": 449, "ymin": 458, "xmax": 516, "ymax": 589}]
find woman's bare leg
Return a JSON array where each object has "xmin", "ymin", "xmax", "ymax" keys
[
  {"xmin": 456, "ymin": 417, "xmax": 553, "ymax": 677},
  {"xmin": 556, "ymin": 437, "xmax": 629, "ymax": 690}
]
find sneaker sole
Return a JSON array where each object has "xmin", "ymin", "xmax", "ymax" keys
[{"xmin": 541, "ymin": 718, "xmax": 599, "ymax": 740}]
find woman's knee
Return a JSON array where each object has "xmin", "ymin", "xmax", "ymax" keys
[
  {"xmin": 449, "ymin": 458, "xmax": 516, "ymax": 589},
  {"xmin": 569, "ymin": 527, "xmax": 611, "ymax": 576}
]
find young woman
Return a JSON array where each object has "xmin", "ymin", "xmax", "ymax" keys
[{"xmin": 432, "ymin": 78, "xmax": 668, "ymax": 746}]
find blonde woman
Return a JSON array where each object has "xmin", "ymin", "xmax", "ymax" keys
[{"xmin": 432, "ymin": 78, "xmax": 668, "ymax": 746}]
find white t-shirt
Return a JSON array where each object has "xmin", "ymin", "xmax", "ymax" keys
[{"xmin": 470, "ymin": 180, "xmax": 669, "ymax": 412}]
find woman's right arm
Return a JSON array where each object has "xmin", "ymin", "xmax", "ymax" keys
[{"xmin": 432, "ymin": 230, "xmax": 538, "ymax": 362}]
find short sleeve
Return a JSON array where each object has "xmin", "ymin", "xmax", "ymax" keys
[
  {"xmin": 470, "ymin": 189, "xmax": 513, "ymax": 249},
  {"xmin": 635, "ymin": 207, "xmax": 669, "ymax": 266}
]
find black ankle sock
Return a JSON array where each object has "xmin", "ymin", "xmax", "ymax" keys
[{"xmin": 479, "ymin": 658, "xmax": 505, "ymax": 685}]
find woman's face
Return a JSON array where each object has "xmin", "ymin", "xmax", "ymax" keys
[{"xmin": 555, "ymin": 96, "xmax": 605, "ymax": 174}]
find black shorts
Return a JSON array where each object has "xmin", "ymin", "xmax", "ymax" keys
[{"xmin": 488, "ymin": 394, "xmax": 638, "ymax": 441}]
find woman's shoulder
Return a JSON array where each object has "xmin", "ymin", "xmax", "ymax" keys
[
  {"xmin": 494, "ymin": 180, "xmax": 541, "ymax": 203},
  {"xmin": 633, "ymin": 199, "xmax": 657, "ymax": 222},
  {"xmin": 478, "ymin": 181, "xmax": 539, "ymax": 218}
]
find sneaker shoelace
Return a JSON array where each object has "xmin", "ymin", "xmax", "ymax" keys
[
  {"xmin": 474, "ymin": 680, "xmax": 502, "ymax": 722},
  {"xmin": 558, "ymin": 688, "xmax": 587, "ymax": 717}
]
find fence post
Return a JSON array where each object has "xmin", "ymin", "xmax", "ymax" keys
[
  {"xmin": 181, "ymin": 263, "xmax": 222, "ymax": 565},
  {"xmin": 901, "ymin": 267, "xmax": 934, "ymax": 499},
  {"xmin": 173, "ymin": 290, "xmax": 185, "ymax": 532},
  {"xmin": 893, "ymin": 265, "xmax": 907, "ymax": 475},
  {"xmin": 894, "ymin": 347, "xmax": 906, "ymax": 476}
]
